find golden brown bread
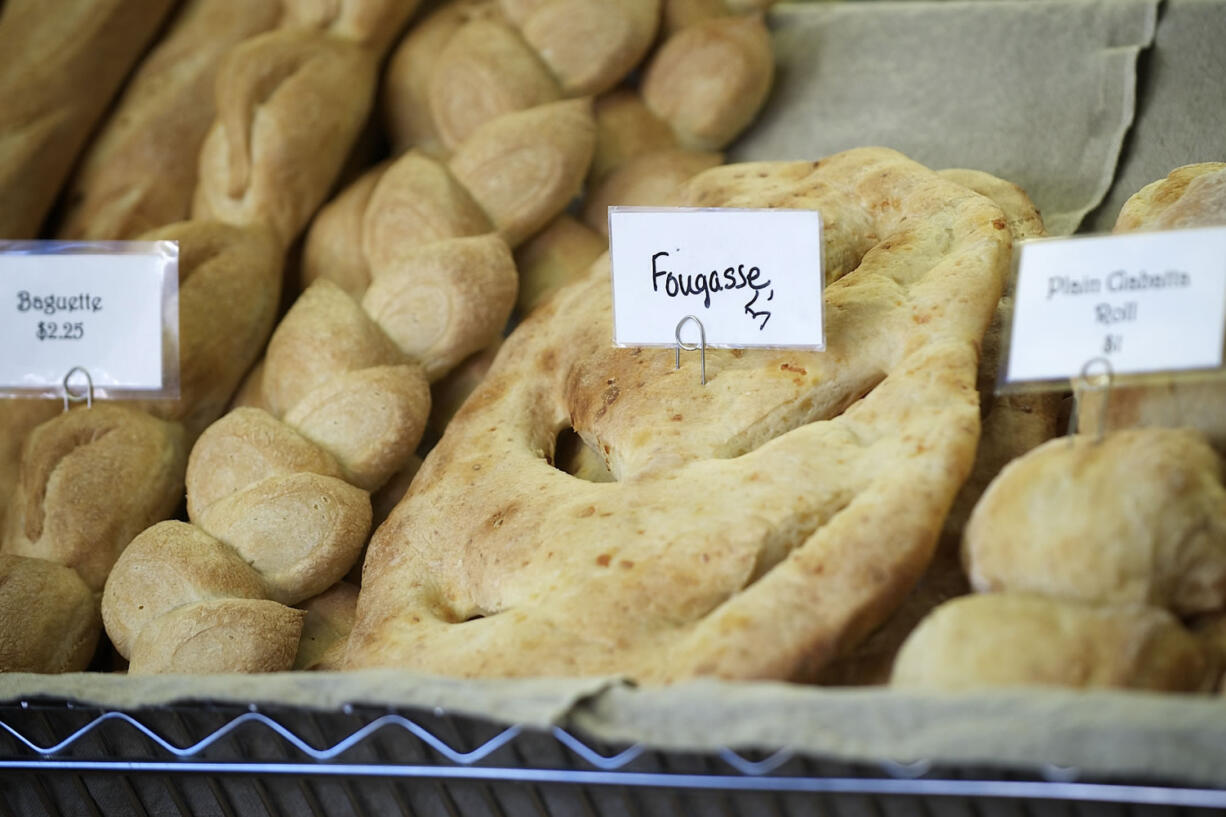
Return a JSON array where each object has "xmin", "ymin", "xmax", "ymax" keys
[
  {"xmin": 4, "ymin": 406, "xmax": 186, "ymax": 595},
  {"xmin": 347, "ymin": 147, "xmax": 1012, "ymax": 681},
  {"xmin": 641, "ymin": 13, "xmax": 773, "ymax": 152},
  {"xmin": 964, "ymin": 429, "xmax": 1226, "ymax": 616},
  {"xmin": 192, "ymin": 28, "xmax": 380, "ymax": 249},
  {"xmin": 588, "ymin": 90, "xmax": 681, "ymax": 186},
  {"xmin": 380, "ymin": 0, "xmax": 498, "ymax": 157},
  {"xmin": 382, "ymin": 0, "xmax": 657, "ymax": 155},
  {"xmin": 1114, "ymin": 162, "xmax": 1226, "ymax": 233},
  {"xmin": 282, "ymin": 0, "xmax": 418, "ymax": 55},
  {"xmin": 0, "ymin": 400, "xmax": 59, "ymax": 538},
  {"xmin": 131, "ymin": 221, "xmax": 283, "ymax": 442},
  {"xmin": 936, "ymin": 167, "xmax": 1062, "ymax": 541},
  {"xmin": 294, "ymin": 580, "xmax": 359, "ymax": 670},
  {"xmin": 583, "ymin": 7, "xmax": 775, "ymax": 227},
  {"xmin": 0, "ymin": 0, "xmax": 177, "ymax": 238},
  {"xmin": 103, "ymin": 60, "xmax": 599, "ymax": 675},
  {"xmin": 129, "ymin": 599, "xmax": 306, "ymax": 675},
  {"xmin": 1075, "ymin": 163, "xmax": 1226, "ymax": 449},
  {"xmin": 56, "ymin": 0, "xmax": 283, "ymax": 240},
  {"xmin": 0, "ymin": 554, "xmax": 101, "ymax": 673},
  {"xmin": 793, "ymin": 168, "xmax": 1056, "ymax": 686},
  {"xmin": 1, "ymin": 405, "xmax": 186, "ymax": 672},
  {"xmin": 427, "ymin": 16, "xmax": 562, "ymax": 152},
  {"xmin": 514, "ymin": 214, "xmax": 607, "ymax": 315},
  {"xmin": 497, "ymin": 0, "xmax": 659, "ymax": 97},
  {"xmin": 817, "ymin": 543, "xmax": 969, "ymax": 687},
  {"xmin": 891, "ymin": 593, "xmax": 1211, "ymax": 692},
  {"xmin": 582, "ymin": 148, "xmax": 724, "ymax": 237},
  {"xmin": 426, "ymin": 341, "xmax": 503, "ymax": 438},
  {"xmin": 103, "ymin": 405, "xmax": 374, "ymax": 672}
]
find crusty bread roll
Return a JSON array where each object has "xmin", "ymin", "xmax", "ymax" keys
[
  {"xmin": 129, "ymin": 599, "xmax": 306, "ymax": 675},
  {"xmin": 1074, "ymin": 163, "xmax": 1226, "ymax": 451},
  {"xmin": 0, "ymin": 0, "xmax": 177, "ymax": 238},
  {"xmin": 891, "ymin": 593, "xmax": 1210, "ymax": 692},
  {"xmin": 347, "ymin": 147, "xmax": 1013, "ymax": 681},
  {"xmin": 1115, "ymin": 162, "xmax": 1226, "ymax": 233},
  {"xmin": 56, "ymin": 0, "xmax": 283, "ymax": 240},
  {"xmin": 964, "ymin": 429, "xmax": 1226, "ymax": 616}
]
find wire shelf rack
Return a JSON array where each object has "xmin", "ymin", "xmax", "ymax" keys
[{"xmin": 2, "ymin": 697, "xmax": 1225, "ymax": 817}]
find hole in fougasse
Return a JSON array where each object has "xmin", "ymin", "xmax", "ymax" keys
[{"xmin": 549, "ymin": 427, "xmax": 616, "ymax": 483}]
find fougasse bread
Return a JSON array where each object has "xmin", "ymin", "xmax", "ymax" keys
[{"xmin": 346, "ymin": 146, "xmax": 1014, "ymax": 682}]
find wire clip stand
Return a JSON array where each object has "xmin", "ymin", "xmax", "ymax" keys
[
  {"xmin": 675, "ymin": 315, "xmax": 707, "ymax": 386},
  {"xmin": 1072, "ymin": 357, "xmax": 1113, "ymax": 441},
  {"xmin": 61, "ymin": 366, "xmax": 94, "ymax": 412}
]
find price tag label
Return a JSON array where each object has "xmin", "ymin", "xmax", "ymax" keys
[
  {"xmin": 609, "ymin": 207, "xmax": 824, "ymax": 348},
  {"xmin": 0, "ymin": 241, "xmax": 179, "ymax": 398},
  {"xmin": 1004, "ymin": 227, "xmax": 1226, "ymax": 387}
]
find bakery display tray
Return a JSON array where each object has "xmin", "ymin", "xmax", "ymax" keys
[{"xmin": 2, "ymin": 694, "xmax": 1224, "ymax": 817}]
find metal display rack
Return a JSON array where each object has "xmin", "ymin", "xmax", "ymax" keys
[{"xmin": 2, "ymin": 698, "xmax": 1225, "ymax": 816}]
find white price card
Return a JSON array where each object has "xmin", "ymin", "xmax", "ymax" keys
[
  {"xmin": 1004, "ymin": 227, "xmax": 1226, "ymax": 387},
  {"xmin": 609, "ymin": 207, "xmax": 824, "ymax": 348},
  {"xmin": 0, "ymin": 241, "xmax": 180, "ymax": 398}
]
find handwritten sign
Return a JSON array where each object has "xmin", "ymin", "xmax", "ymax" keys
[
  {"xmin": 1004, "ymin": 227, "xmax": 1226, "ymax": 386},
  {"xmin": 608, "ymin": 207, "xmax": 824, "ymax": 348}
]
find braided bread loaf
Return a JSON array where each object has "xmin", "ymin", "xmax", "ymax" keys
[
  {"xmin": 347, "ymin": 147, "xmax": 1013, "ymax": 681},
  {"xmin": 104, "ymin": 86, "xmax": 596, "ymax": 677}
]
